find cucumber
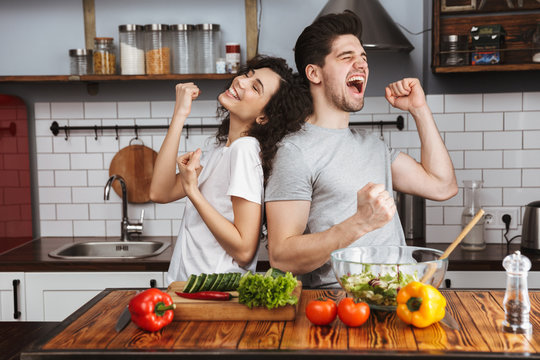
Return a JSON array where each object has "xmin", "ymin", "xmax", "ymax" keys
[
  {"xmin": 209, "ymin": 273, "xmax": 223, "ymax": 291},
  {"xmin": 189, "ymin": 273, "xmax": 207, "ymax": 293},
  {"xmin": 200, "ymin": 273, "xmax": 217, "ymax": 291},
  {"xmin": 223, "ymin": 273, "xmax": 237, "ymax": 291},
  {"xmin": 216, "ymin": 273, "xmax": 230, "ymax": 291},
  {"xmin": 183, "ymin": 274, "xmax": 197, "ymax": 293},
  {"xmin": 231, "ymin": 272, "xmax": 241, "ymax": 289}
]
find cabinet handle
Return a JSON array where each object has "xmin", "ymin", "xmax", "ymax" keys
[
  {"xmin": 150, "ymin": 279, "xmax": 157, "ymax": 288},
  {"xmin": 12, "ymin": 279, "xmax": 21, "ymax": 319},
  {"xmin": 445, "ymin": 279, "xmax": 452, "ymax": 288}
]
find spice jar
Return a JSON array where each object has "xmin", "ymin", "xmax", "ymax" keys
[
  {"xmin": 226, "ymin": 43, "xmax": 241, "ymax": 74},
  {"xmin": 93, "ymin": 37, "xmax": 116, "ymax": 75},
  {"xmin": 144, "ymin": 24, "xmax": 170, "ymax": 75},
  {"xmin": 170, "ymin": 24, "xmax": 196, "ymax": 74},
  {"xmin": 196, "ymin": 24, "xmax": 221, "ymax": 73},
  {"xmin": 119, "ymin": 24, "xmax": 145, "ymax": 75},
  {"xmin": 69, "ymin": 49, "xmax": 93, "ymax": 75}
]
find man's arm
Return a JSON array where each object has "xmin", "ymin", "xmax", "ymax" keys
[
  {"xmin": 386, "ymin": 78, "xmax": 457, "ymax": 201},
  {"xmin": 266, "ymin": 183, "xmax": 395, "ymax": 275}
]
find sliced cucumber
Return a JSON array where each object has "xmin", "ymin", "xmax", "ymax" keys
[
  {"xmin": 217, "ymin": 273, "xmax": 231, "ymax": 291},
  {"xmin": 209, "ymin": 273, "xmax": 223, "ymax": 291},
  {"xmin": 201, "ymin": 273, "xmax": 218, "ymax": 291},
  {"xmin": 190, "ymin": 273, "xmax": 207, "ymax": 293},
  {"xmin": 183, "ymin": 274, "xmax": 197, "ymax": 293},
  {"xmin": 231, "ymin": 272, "xmax": 241, "ymax": 290},
  {"xmin": 223, "ymin": 273, "xmax": 236, "ymax": 291}
]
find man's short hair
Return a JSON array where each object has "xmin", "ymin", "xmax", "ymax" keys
[{"xmin": 294, "ymin": 10, "xmax": 363, "ymax": 83}]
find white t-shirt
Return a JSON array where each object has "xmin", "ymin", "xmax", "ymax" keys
[{"xmin": 166, "ymin": 136, "xmax": 263, "ymax": 284}]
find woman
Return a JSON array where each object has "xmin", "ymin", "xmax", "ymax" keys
[{"xmin": 150, "ymin": 56, "xmax": 310, "ymax": 283}]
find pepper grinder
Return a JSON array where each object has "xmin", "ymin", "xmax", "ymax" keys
[{"xmin": 502, "ymin": 250, "xmax": 532, "ymax": 335}]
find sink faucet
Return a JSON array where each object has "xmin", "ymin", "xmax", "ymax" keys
[{"xmin": 104, "ymin": 175, "xmax": 144, "ymax": 241}]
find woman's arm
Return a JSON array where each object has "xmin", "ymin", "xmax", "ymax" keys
[
  {"xmin": 149, "ymin": 83, "xmax": 200, "ymax": 203},
  {"xmin": 178, "ymin": 149, "xmax": 261, "ymax": 267}
]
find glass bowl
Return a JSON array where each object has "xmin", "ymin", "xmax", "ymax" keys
[{"xmin": 331, "ymin": 246, "xmax": 448, "ymax": 311}]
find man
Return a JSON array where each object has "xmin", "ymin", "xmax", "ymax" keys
[{"xmin": 264, "ymin": 11, "xmax": 458, "ymax": 288}]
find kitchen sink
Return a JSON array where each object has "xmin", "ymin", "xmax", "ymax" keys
[{"xmin": 48, "ymin": 240, "xmax": 170, "ymax": 259}]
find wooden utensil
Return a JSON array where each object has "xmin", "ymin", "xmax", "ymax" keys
[
  {"xmin": 421, "ymin": 208, "xmax": 485, "ymax": 283},
  {"xmin": 108, "ymin": 139, "xmax": 158, "ymax": 203}
]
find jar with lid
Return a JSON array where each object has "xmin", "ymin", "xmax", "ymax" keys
[
  {"xmin": 69, "ymin": 49, "xmax": 93, "ymax": 75},
  {"xmin": 170, "ymin": 24, "xmax": 196, "ymax": 74},
  {"xmin": 119, "ymin": 24, "xmax": 145, "ymax": 75},
  {"xmin": 144, "ymin": 24, "xmax": 170, "ymax": 75},
  {"xmin": 93, "ymin": 37, "xmax": 116, "ymax": 75},
  {"xmin": 225, "ymin": 43, "xmax": 241, "ymax": 74},
  {"xmin": 441, "ymin": 34, "xmax": 469, "ymax": 66},
  {"xmin": 196, "ymin": 24, "xmax": 222, "ymax": 73}
]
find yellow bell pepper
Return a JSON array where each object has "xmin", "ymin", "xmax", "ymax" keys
[{"xmin": 396, "ymin": 281, "xmax": 446, "ymax": 328}]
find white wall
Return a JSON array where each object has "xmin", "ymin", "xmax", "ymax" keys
[{"xmin": 34, "ymin": 91, "xmax": 540, "ymax": 245}]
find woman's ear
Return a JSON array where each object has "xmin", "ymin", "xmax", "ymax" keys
[
  {"xmin": 305, "ymin": 64, "xmax": 321, "ymax": 84},
  {"xmin": 255, "ymin": 115, "xmax": 268, "ymax": 126}
]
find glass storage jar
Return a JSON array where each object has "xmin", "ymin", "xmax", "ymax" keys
[
  {"xmin": 69, "ymin": 49, "xmax": 93, "ymax": 75},
  {"xmin": 119, "ymin": 24, "xmax": 145, "ymax": 75},
  {"xmin": 196, "ymin": 24, "xmax": 221, "ymax": 73},
  {"xmin": 93, "ymin": 37, "xmax": 116, "ymax": 75},
  {"xmin": 144, "ymin": 24, "xmax": 170, "ymax": 75},
  {"xmin": 170, "ymin": 24, "xmax": 196, "ymax": 74}
]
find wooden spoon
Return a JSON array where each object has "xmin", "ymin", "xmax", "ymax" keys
[{"xmin": 421, "ymin": 208, "xmax": 485, "ymax": 283}]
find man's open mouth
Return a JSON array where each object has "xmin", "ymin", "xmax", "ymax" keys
[{"xmin": 347, "ymin": 76, "xmax": 364, "ymax": 94}]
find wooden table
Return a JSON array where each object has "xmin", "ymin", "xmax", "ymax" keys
[{"xmin": 21, "ymin": 289, "xmax": 540, "ymax": 359}]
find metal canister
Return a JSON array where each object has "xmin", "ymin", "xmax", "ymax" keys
[
  {"xmin": 441, "ymin": 34, "xmax": 469, "ymax": 66},
  {"xmin": 69, "ymin": 49, "xmax": 93, "ymax": 75},
  {"xmin": 396, "ymin": 192, "xmax": 425, "ymax": 240}
]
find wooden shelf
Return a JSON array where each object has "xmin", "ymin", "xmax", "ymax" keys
[
  {"xmin": 434, "ymin": 63, "xmax": 540, "ymax": 73},
  {"xmin": 0, "ymin": 74, "xmax": 234, "ymax": 83},
  {"xmin": 432, "ymin": 0, "xmax": 540, "ymax": 73}
]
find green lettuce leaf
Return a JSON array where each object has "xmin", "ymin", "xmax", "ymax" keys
[{"xmin": 238, "ymin": 269, "xmax": 298, "ymax": 309}]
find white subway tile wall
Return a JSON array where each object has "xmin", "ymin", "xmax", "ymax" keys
[{"xmin": 35, "ymin": 93, "xmax": 539, "ymax": 245}]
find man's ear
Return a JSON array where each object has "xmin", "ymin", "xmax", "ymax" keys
[
  {"xmin": 305, "ymin": 64, "xmax": 321, "ymax": 85},
  {"xmin": 255, "ymin": 115, "xmax": 268, "ymax": 125}
]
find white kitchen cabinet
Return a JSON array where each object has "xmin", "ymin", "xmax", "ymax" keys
[
  {"xmin": 25, "ymin": 272, "xmax": 164, "ymax": 321},
  {"xmin": 0, "ymin": 273, "xmax": 26, "ymax": 321},
  {"xmin": 444, "ymin": 271, "xmax": 540, "ymax": 289}
]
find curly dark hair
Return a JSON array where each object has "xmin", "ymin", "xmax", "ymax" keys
[
  {"xmin": 294, "ymin": 10, "xmax": 363, "ymax": 84},
  {"xmin": 215, "ymin": 55, "xmax": 312, "ymax": 185}
]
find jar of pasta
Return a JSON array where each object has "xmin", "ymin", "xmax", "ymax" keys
[
  {"xmin": 93, "ymin": 37, "xmax": 116, "ymax": 75},
  {"xmin": 144, "ymin": 24, "xmax": 171, "ymax": 75}
]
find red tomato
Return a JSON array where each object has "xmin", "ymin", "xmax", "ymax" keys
[
  {"xmin": 305, "ymin": 298, "xmax": 338, "ymax": 325},
  {"xmin": 337, "ymin": 297, "xmax": 370, "ymax": 327}
]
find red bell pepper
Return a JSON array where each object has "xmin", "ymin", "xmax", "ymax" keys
[{"xmin": 128, "ymin": 288, "xmax": 176, "ymax": 332}]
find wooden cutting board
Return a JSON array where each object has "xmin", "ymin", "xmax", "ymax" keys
[
  {"xmin": 109, "ymin": 143, "xmax": 158, "ymax": 203},
  {"xmin": 166, "ymin": 281, "xmax": 302, "ymax": 321}
]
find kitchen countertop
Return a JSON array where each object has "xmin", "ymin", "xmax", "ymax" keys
[
  {"xmin": 19, "ymin": 288, "xmax": 540, "ymax": 359},
  {"xmin": 0, "ymin": 237, "xmax": 539, "ymax": 272}
]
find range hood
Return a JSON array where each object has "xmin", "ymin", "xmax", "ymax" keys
[{"xmin": 317, "ymin": 0, "xmax": 414, "ymax": 53}]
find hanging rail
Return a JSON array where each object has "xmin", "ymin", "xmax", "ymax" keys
[{"xmin": 50, "ymin": 116, "xmax": 403, "ymax": 140}]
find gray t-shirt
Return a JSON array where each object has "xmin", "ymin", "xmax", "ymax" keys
[{"xmin": 265, "ymin": 122, "xmax": 405, "ymax": 288}]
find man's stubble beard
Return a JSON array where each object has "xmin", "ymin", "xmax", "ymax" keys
[{"xmin": 324, "ymin": 82, "xmax": 365, "ymax": 113}]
